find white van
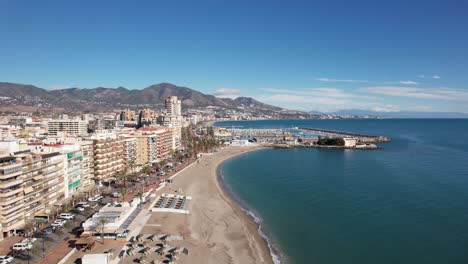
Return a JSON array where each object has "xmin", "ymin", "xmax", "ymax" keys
[
  {"xmin": 59, "ymin": 213, "xmax": 75, "ymax": 220},
  {"xmin": 12, "ymin": 242, "xmax": 32, "ymax": 251}
]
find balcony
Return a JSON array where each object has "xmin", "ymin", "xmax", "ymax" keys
[
  {"xmin": 1, "ymin": 202, "xmax": 24, "ymax": 215},
  {"xmin": 24, "ymin": 194, "xmax": 42, "ymax": 205},
  {"xmin": 0, "ymin": 178, "xmax": 23, "ymax": 189},
  {"xmin": 0, "ymin": 186, "xmax": 23, "ymax": 197},
  {"xmin": 1, "ymin": 212, "xmax": 24, "ymax": 226},
  {"xmin": 0, "ymin": 193, "xmax": 23, "ymax": 205}
]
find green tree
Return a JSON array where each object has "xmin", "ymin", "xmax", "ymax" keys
[
  {"xmin": 317, "ymin": 137, "xmax": 345, "ymax": 146},
  {"xmin": 141, "ymin": 165, "xmax": 152, "ymax": 175},
  {"xmin": 128, "ymin": 160, "xmax": 137, "ymax": 173}
]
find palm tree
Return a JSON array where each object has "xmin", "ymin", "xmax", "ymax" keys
[
  {"xmin": 128, "ymin": 160, "xmax": 137, "ymax": 173},
  {"xmin": 159, "ymin": 160, "xmax": 167, "ymax": 170},
  {"xmin": 141, "ymin": 165, "xmax": 152, "ymax": 176},
  {"xmin": 23, "ymin": 220, "xmax": 34, "ymax": 238},
  {"xmin": 98, "ymin": 218, "xmax": 108, "ymax": 244},
  {"xmin": 116, "ymin": 168, "xmax": 128, "ymax": 197}
]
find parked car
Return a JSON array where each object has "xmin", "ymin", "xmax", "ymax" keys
[
  {"xmin": 112, "ymin": 192, "xmax": 122, "ymax": 198},
  {"xmin": 43, "ymin": 226, "xmax": 56, "ymax": 234},
  {"xmin": 77, "ymin": 202, "xmax": 90, "ymax": 207},
  {"xmin": 12, "ymin": 242, "xmax": 32, "ymax": 251},
  {"xmin": 34, "ymin": 231, "xmax": 48, "ymax": 238},
  {"xmin": 21, "ymin": 238, "xmax": 37, "ymax": 243},
  {"xmin": 88, "ymin": 195, "xmax": 103, "ymax": 202},
  {"xmin": 0, "ymin": 255, "xmax": 14, "ymax": 263},
  {"xmin": 75, "ymin": 206, "xmax": 85, "ymax": 212},
  {"xmin": 116, "ymin": 229, "xmax": 129, "ymax": 238},
  {"xmin": 59, "ymin": 213, "xmax": 75, "ymax": 220},
  {"xmin": 71, "ymin": 209, "xmax": 82, "ymax": 214},
  {"xmin": 51, "ymin": 219, "xmax": 66, "ymax": 227}
]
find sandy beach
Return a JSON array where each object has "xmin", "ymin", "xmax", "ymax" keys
[{"xmin": 141, "ymin": 146, "xmax": 273, "ymax": 264}]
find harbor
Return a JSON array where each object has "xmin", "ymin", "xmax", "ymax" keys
[{"xmin": 214, "ymin": 126, "xmax": 391, "ymax": 149}]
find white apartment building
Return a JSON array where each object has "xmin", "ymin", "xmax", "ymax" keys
[
  {"xmin": 31, "ymin": 144, "xmax": 83, "ymax": 199},
  {"xmin": 79, "ymin": 141, "xmax": 95, "ymax": 190},
  {"xmin": 0, "ymin": 151, "xmax": 66, "ymax": 240},
  {"xmin": 165, "ymin": 96, "xmax": 182, "ymax": 116},
  {"xmin": 48, "ymin": 119, "xmax": 88, "ymax": 136},
  {"xmin": 158, "ymin": 96, "xmax": 183, "ymax": 150},
  {"xmin": 122, "ymin": 137, "xmax": 137, "ymax": 168},
  {"xmin": 44, "ymin": 134, "xmax": 95, "ymax": 190}
]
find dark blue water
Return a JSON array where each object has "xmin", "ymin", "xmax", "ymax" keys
[{"xmin": 217, "ymin": 119, "xmax": 468, "ymax": 264}]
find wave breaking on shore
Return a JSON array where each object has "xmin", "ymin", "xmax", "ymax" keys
[{"xmin": 217, "ymin": 162, "xmax": 285, "ymax": 264}]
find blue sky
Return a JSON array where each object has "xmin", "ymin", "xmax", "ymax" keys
[{"xmin": 1, "ymin": 0, "xmax": 468, "ymax": 112}]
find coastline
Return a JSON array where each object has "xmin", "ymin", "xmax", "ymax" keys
[
  {"xmin": 153, "ymin": 146, "xmax": 274, "ymax": 264},
  {"xmin": 209, "ymin": 146, "xmax": 275, "ymax": 264},
  {"xmin": 216, "ymin": 147, "xmax": 283, "ymax": 264}
]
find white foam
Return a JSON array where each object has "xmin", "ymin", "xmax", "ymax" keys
[
  {"xmin": 244, "ymin": 209, "xmax": 282, "ymax": 264},
  {"xmin": 219, "ymin": 159, "xmax": 285, "ymax": 264}
]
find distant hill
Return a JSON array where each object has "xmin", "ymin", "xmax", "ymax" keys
[
  {"xmin": 0, "ymin": 82, "xmax": 283, "ymax": 113},
  {"xmin": 0, "ymin": 82, "xmax": 53, "ymax": 98},
  {"xmin": 220, "ymin": 97, "xmax": 284, "ymax": 112},
  {"xmin": 330, "ymin": 109, "xmax": 468, "ymax": 118}
]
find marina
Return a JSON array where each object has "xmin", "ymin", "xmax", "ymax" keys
[{"xmin": 215, "ymin": 125, "xmax": 390, "ymax": 149}]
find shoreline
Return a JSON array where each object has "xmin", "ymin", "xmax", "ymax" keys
[
  {"xmin": 151, "ymin": 146, "xmax": 275, "ymax": 264},
  {"xmin": 216, "ymin": 147, "xmax": 283, "ymax": 264},
  {"xmin": 209, "ymin": 146, "xmax": 276, "ymax": 264}
]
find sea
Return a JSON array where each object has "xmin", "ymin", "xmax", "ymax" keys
[{"xmin": 216, "ymin": 119, "xmax": 468, "ymax": 264}]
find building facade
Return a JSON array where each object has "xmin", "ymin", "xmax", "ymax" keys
[
  {"xmin": 0, "ymin": 151, "xmax": 66, "ymax": 240},
  {"xmin": 134, "ymin": 128, "xmax": 173, "ymax": 165},
  {"xmin": 122, "ymin": 137, "xmax": 137, "ymax": 168},
  {"xmin": 78, "ymin": 141, "xmax": 95, "ymax": 190},
  {"xmin": 92, "ymin": 132, "xmax": 124, "ymax": 181},
  {"xmin": 157, "ymin": 96, "xmax": 183, "ymax": 150},
  {"xmin": 48, "ymin": 120, "xmax": 88, "ymax": 136},
  {"xmin": 120, "ymin": 109, "xmax": 136, "ymax": 121},
  {"xmin": 165, "ymin": 96, "xmax": 181, "ymax": 116}
]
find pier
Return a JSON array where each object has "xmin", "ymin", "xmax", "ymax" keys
[{"xmin": 298, "ymin": 127, "xmax": 391, "ymax": 142}]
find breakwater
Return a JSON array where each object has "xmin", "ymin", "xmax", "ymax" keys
[
  {"xmin": 298, "ymin": 127, "xmax": 391, "ymax": 142},
  {"xmin": 264, "ymin": 143, "xmax": 380, "ymax": 150}
]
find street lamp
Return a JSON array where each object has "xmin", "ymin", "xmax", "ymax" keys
[{"xmin": 42, "ymin": 235, "xmax": 45, "ymax": 258}]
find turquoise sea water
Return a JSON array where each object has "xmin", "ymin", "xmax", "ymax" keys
[{"xmin": 217, "ymin": 119, "xmax": 468, "ymax": 264}]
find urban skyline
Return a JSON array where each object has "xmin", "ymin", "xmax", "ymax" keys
[{"xmin": 1, "ymin": 0, "xmax": 467, "ymax": 113}]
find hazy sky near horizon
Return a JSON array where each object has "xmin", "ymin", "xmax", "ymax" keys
[{"xmin": 1, "ymin": 0, "xmax": 468, "ymax": 113}]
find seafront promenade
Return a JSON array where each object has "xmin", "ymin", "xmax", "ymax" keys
[{"xmin": 58, "ymin": 146, "xmax": 272, "ymax": 264}]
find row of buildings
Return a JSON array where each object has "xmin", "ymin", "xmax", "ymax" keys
[{"xmin": 0, "ymin": 97, "xmax": 184, "ymax": 241}]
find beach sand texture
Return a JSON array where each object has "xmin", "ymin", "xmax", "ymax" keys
[{"xmin": 146, "ymin": 146, "xmax": 273, "ymax": 264}]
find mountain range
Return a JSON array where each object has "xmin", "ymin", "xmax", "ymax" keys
[
  {"xmin": 329, "ymin": 109, "xmax": 468, "ymax": 119},
  {"xmin": 0, "ymin": 82, "xmax": 285, "ymax": 113}
]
